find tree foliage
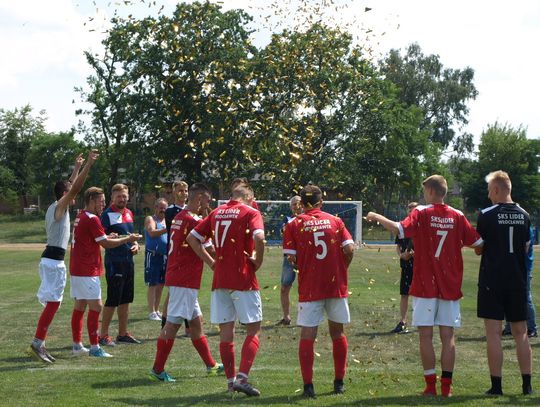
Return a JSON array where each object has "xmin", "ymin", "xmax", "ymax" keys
[
  {"xmin": 457, "ymin": 123, "xmax": 540, "ymax": 217},
  {"xmin": 380, "ymin": 43, "xmax": 478, "ymax": 151}
]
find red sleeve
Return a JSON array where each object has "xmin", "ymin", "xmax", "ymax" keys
[
  {"xmin": 251, "ymin": 200, "xmax": 260, "ymax": 210},
  {"xmin": 461, "ymin": 215, "xmax": 482, "ymax": 246},
  {"xmin": 192, "ymin": 213, "xmax": 212, "ymax": 241},
  {"xmin": 400, "ymin": 208, "xmax": 420, "ymax": 238},
  {"xmin": 283, "ymin": 221, "xmax": 296, "ymax": 255},
  {"xmin": 338, "ymin": 219, "xmax": 354, "ymax": 246},
  {"xmin": 249, "ymin": 210, "xmax": 265, "ymax": 236},
  {"xmin": 89, "ymin": 216, "xmax": 106, "ymax": 241}
]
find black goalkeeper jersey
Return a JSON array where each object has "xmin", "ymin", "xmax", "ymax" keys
[{"xmin": 476, "ymin": 203, "xmax": 531, "ymax": 291}]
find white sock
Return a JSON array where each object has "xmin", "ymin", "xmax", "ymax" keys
[{"xmin": 90, "ymin": 344, "xmax": 100, "ymax": 351}]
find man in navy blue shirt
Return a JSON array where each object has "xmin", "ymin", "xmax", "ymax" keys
[{"xmin": 99, "ymin": 184, "xmax": 141, "ymax": 345}]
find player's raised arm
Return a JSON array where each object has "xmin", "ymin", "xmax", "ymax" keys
[
  {"xmin": 55, "ymin": 150, "xmax": 99, "ymax": 221},
  {"xmin": 365, "ymin": 211, "xmax": 400, "ymax": 235}
]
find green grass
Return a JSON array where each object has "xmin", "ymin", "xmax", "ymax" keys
[
  {"xmin": 0, "ymin": 214, "xmax": 47, "ymax": 243},
  {"xmin": 0, "ymin": 246, "xmax": 539, "ymax": 406}
]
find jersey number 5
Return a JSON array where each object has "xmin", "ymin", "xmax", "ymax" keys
[
  {"xmin": 434, "ymin": 230, "xmax": 448, "ymax": 258},
  {"xmin": 314, "ymin": 231, "xmax": 328, "ymax": 260}
]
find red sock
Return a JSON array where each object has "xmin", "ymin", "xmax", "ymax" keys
[
  {"xmin": 299, "ymin": 338, "xmax": 315, "ymax": 384},
  {"xmin": 441, "ymin": 377, "xmax": 453, "ymax": 397},
  {"xmin": 219, "ymin": 342, "xmax": 235, "ymax": 380},
  {"xmin": 423, "ymin": 373, "xmax": 437, "ymax": 396},
  {"xmin": 87, "ymin": 310, "xmax": 100, "ymax": 346},
  {"xmin": 239, "ymin": 335, "xmax": 260, "ymax": 376},
  {"xmin": 192, "ymin": 336, "xmax": 216, "ymax": 368},
  {"xmin": 153, "ymin": 338, "xmax": 175, "ymax": 373},
  {"xmin": 332, "ymin": 335, "xmax": 348, "ymax": 380},
  {"xmin": 71, "ymin": 309, "xmax": 85, "ymax": 343},
  {"xmin": 34, "ymin": 301, "xmax": 61, "ymax": 340}
]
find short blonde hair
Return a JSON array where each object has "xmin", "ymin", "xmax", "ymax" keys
[
  {"xmin": 111, "ymin": 183, "xmax": 128, "ymax": 194},
  {"xmin": 173, "ymin": 180, "xmax": 188, "ymax": 189},
  {"xmin": 84, "ymin": 187, "xmax": 104, "ymax": 205},
  {"xmin": 485, "ymin": 170, "xmax": 512, "ymax": 192},
  {"xmin": 422, "ymin": 175, "xmax": 447, "ymax": 198},
  {"xmin": 407, "ymin": 202, "xmax": 419, "ymax": 210}
]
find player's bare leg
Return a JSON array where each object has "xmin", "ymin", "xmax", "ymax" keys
[
  {"xmin": 154, "ymin": 284, "xmax": 164, "ymax": 314},
  {"xmin": 100, "ymin": 305, "xmax": 115, "ymax": 341},
  {"xmin": 439, "ymin": 325, "xmax": 455, "ymax": 397},
  {"xmin": 117, "ymin": 303, "xmax": 129, "ymax": 336},
  {"xmin": 329, "ymin": 320, "xmax": 347, "ymax": 394},
  {"xmin": 280, "ymin": 285, "xmax": 292, "ymax": 324},
  {"xmin": 418, "ymin": 326, "xmax": 437, "ymax": 396},
  {"xmin": 484, "ymin": 319, "xmax": 504, "ymax": 395},
  {"xmin": 400, "ymin": 295, "xmax": 409, "ymax": 324},
  {"xmin": 510, "ymin": 320, "xmax": 533, "ymax": 394}
]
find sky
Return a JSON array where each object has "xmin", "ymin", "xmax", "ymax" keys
[{"xmin": 0, "ymin": 0, "xmax": 538, "ymax": 144}]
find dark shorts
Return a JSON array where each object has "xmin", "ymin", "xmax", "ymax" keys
[
  {"xmin": 400, "ymin": 266, "xmax": 413, "ymax": 296},
  {"xmin": 144, "ymin": 251, "xmax": 166, "ymax": 286},
  {"xmin": 477, "ymin": 286, "xmax": 528, "ymax": 321},
  {"xmin": 104, "ymin": 259, "xmax": 134, "ymax": 307}
]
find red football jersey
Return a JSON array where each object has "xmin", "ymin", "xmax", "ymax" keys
[
  {"xmin": 165, "ymin": 210, "xmax": 211, "ymax": 289},
  {"xmin": 191, "ymin": 200, "xmax": 264, "ymax": 291},
  {"xmin": 398, "ymin": 204, "xmax": 482, "ymax": 300},
  {"xmin": 69, "ymin": 211, "xmax": 107, "ymax": 277},
  {"xmin": 283, "ymin": 208, "xmax": 354, "ymax": 302}
]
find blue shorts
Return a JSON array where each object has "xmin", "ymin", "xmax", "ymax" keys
[
  {"xmin": 281, "ymin": 256, "xmax": 296, "ymax": 287},
  {"xmin": 144, "ymin": 251, "xmax": 166, "ymax": 286}
]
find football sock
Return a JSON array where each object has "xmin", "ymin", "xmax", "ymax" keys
[
  {"xmin": 87, "ymin": 310, "xmax": 100, "ymax": 346},
  {"xmin": 440, "ymin": 374, "xmax": 453, "ymax": 397},
  {"xmin": 34, "ymin": 301, "xmax": 61, "ymax": 341},
  {"xmin": 153, "ymin": 338, "xmax": 175, "ymax": 374},
  {"xmin": 299, "ymin": 338, "xmax": 315, "ymax": 385},
  {"xmin": 332, "ymin": 336, "xmax": 348, "ymax": 381},
  {"xmin": 522, "ymin": 374, "xmax": 533, "ymax": 395},
  {"xmin": 486, "ymin": 376, "xmax": 503, "ymax": 395},
  {"xmin": 239, "ymin": 335, "xmax": 260, "ymax": 377},
  {"xmin": 191, "ymin": 336, "xmax": 216, "ymax": 368},
  {"xmin": 71, "ymin": 309, "xmax": 85, "ymax": 344},
  {"xmin": 423, "ymin": 373, "xmax": 437, "ymax": 395},
  {"xmin": 219, "ymin": 342, "xmax": 236, "ymax": 380}
]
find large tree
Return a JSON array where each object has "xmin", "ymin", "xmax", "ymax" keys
[
  {"xmin": 458, "ymin": 123, "xmax": 540, "ymax": 217},
  {"xmin": 0, "ymin": 106, "xmax": 47, "ymax": 207},
  {"xmin": 380, "ymin": 43, "xmax": 478, "ymax": 151}
]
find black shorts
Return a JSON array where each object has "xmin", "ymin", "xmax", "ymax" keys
[
  {"xmin": 477, "ymin": 286, "xmax": 528, "ymax": 321},
  {"xmin": 104, "ymin": 259, "xmax": 134, "ymax": 307},
  {"xmin": 400, "ymin": 266, "xmax": 413, "ymax": 296}
]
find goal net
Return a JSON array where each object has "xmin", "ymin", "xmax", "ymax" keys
[{"xmin": 218, "ymin": 200, "xmax": 362, "ymax": 245}]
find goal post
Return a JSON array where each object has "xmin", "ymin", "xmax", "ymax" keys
[{"xmin": 217, "ymin": 200, "xmax": 362, "ymax": 245}]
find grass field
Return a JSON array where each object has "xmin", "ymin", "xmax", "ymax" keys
[{"xmin": 1, "ymin": 244, "xmax": 539, "ymax": 407}]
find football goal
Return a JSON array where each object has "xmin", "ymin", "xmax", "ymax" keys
[{"xmin": 218, "ymin": 200, "xmax": 362, "ymax": 245}]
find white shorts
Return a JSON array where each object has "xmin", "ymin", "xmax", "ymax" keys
[
  {"xmin": 37, "ymin": 258, "xmax": 67, "ymax": 305},
  {"xmin": 411, "ymin": 297, "xmax": 461, "ymax": 327},
  {"xmin": 70, "ymin": 276, "xmax": 102, "ymax": 300},
  {"xmin": 210, "ymin": 289, "xmax": 262, "ymax": 325},
  {"xmin": 297, "ymin": 298, "xmax": 350, "ymax": 327},
  {"xmin": 167, "ymin": 286, "xmax": 202, "ymax": 321}
]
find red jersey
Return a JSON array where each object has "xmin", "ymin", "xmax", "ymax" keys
[
  {"xmin": 165, "ymin": 210, "xmax": 212, "ymax": 289},
  {"xmin": 191, "ymin": 200, "xmax": 264, "ymax": 291},
  {"xmin": 283, "ymin": 208, "xmax": 354, "ymax": 302},
  {"xmin": 69, "ymin": 211, "xmax": 107, "ymax": 277},
  {"xmin": 399, "ymin": 204, "xmax": 482, "ymax": 300}
]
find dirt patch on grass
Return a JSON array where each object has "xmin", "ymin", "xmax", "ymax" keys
[{"xmin": 0, "ymin": 243, "xmax": 44, "ymax": 250}]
